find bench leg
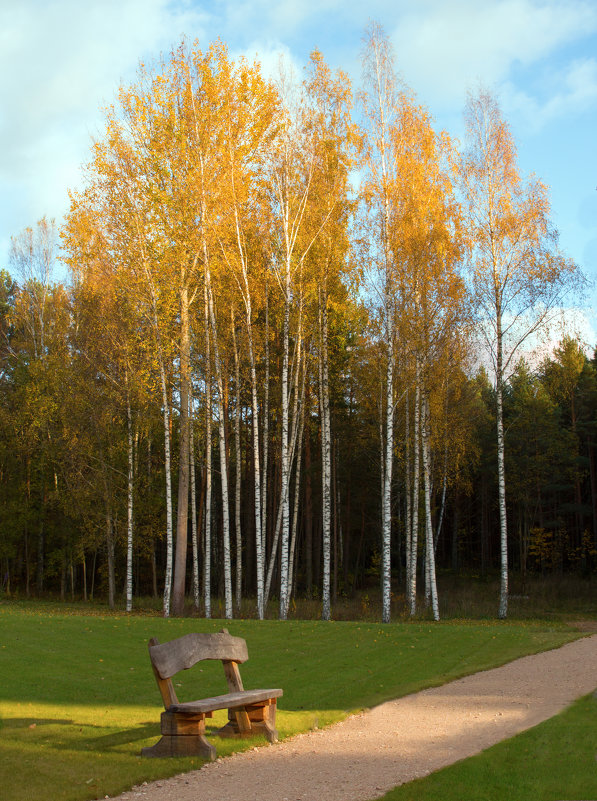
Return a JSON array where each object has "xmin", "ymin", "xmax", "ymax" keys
[
  {"xmin": 141, "ymin": 711, "xmax": 217, "ymax": 760},
  {"xmin": 217, "ymin": 699, "xmax": 278, "ymax": 743},
  {"xmin": 252, "ymin": 698, "xmax": 279, "ymax": 743}
]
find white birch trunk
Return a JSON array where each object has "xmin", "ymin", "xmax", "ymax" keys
[
  {"xmin": 265, "ymin": 347, "xmax": 305, "ymax": 608},
  {"xmin": 228, "ymin": 161, "xmax": 264, "ymax": 619},
  {"xmin": 381, "ymin": 317, "xmax": 394, "ymax": 624},
  {"xmin": 231, "ymin": 310, "xmax": 243, "ymax": 615},
  {"xmin": 159, "ymin": 358, "xmax": 173, "ymax": 618},
  {"xmin": 264, "ymin": 498, "xmax": 284, "ymax": 606},
  {"xmin": 287, "ymin": 401, "xmax": 306, "ymax": 606},
  {"xmin": 496, "ymin": 319, "xmax": 508, "ymax": 619},
  {"xmin": 421, "ymin": 394, "xmax": 439, "ymax": 621},
  {"xmin": 203, "ymin": 279, "xmax": 212, "ymax": 619},
  {"xmin": 405, "ymin": 389, "xmax": 412, "ymax": 602},
  {"xmin": 260, "ymin": 288, "xmax": 270, "ymax": 615},
  {"xmin": 207, "ymin": 278, "xmax": 233, "ymax": 620},
  {"xmin": 408, "ymin": 363, "xmax": 421, "ymax": 616},
  {"xmin": 319, "ymin": 291, "xmax": 332, "ymax": 621},
  {"xmin": 189, "ymin": 394, "xmax": 200, "ymax": 610},
  {"xmin": 125, "ymin": 391, "xmax": 134, "ymax": 613},
  {"xmin": 281, "ymin": 350, "xmax": 307, "ymax": 619},
  {"xmin": 279, "ymin": 278, "xmax": 291, "ymax": 620},
  {"xmin": 172, "ymin": 280, "xmax": 191, "ymax": 617}
]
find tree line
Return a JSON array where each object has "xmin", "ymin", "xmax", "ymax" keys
[{"xmin": 0, "ymin": 27, "xmax": 588, "ymax": 620}]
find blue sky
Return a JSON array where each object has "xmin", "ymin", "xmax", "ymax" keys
[{"xmin": 2, "ymin": 0, "xmax": 596, "ymax": 342}]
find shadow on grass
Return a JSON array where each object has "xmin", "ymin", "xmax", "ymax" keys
[
  {"xmin": 1, "ymin": 714, "xmax": 269, "ymax": 756},
  {"xmin": 2, "ymin": 718, "xmax": 74, "ymax": 728}
]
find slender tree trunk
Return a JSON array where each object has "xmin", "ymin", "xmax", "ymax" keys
[
  {"xmin": 36, "ymin": 481, "xmax": 44, "ymax": 594},
  {"xmin": 232, "ymin": 205, "xmax": 265, "ymax": 618},
  {"xmin": 260, "ymin": 286, "xmax": 270, "ymax": 612},
  {"xmin": 231, "ymin": 310, "xmax": 243, "ymax": 614},
  {"xmin": 158, "ymin": 356, "xmax": 173, "ymax": 617},
  {"xmin": 319, "ymin": 292, "xmax": 332, "ymax": 620},
  {"xmin": 279, "ymin": 280, "xmax": 291, "ymax": 619},
  {"xmin": 203, "ymin": 281, "xmax": 212, "ymax": 619},
  {"xmin": 190, "ymin": 394, "xmax": 200, "ymax": 610},
  {"xmin": 405, "ymin": 390, "xmax": 412, "ymax": 601},
  {"xmin": 496, "ymin": 323, "xmax": 508, "ymax": 619},
  {"xmin": 382, "ymin": 312, "xmax": 394, "ymax": 623},
  {"xmin": 409, "ymin": 364, "xmax": 421, "ymax": 616},
  {"xmin": 105, "ymin": 506, "xmax": 115, "ymax": 610},
  {"xmin": 287, "ymin": 403, "xmax": 306, "ymax": 608},
  {"xmin": 421, "ymin": 393, "xmax": 439, "ymax": 620},
  {"xmin": 265, "ymin": 349, "xmax": 305, "ymax": 609},
  {"xmin": 589, "ymin": 441, "xmax": 597, "ymax": 548},
  {"xmin": 125, "ymin": 391, "xmax": 134, "ymax": 613},
  {"xmin": 207, "ymin": 277, "xmax": 232, "ymax": 619},
  {"xmin": 172, "ymin": 280, "xmax": 191, "ymax": 617},
  {"xmin": 304, "ymin": 423, "xmax": 313, "ymax": 597}
]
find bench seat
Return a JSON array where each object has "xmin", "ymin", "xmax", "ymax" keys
[{"xmin": 171, "ymin": 688, "xmax": 283, "ymax": 715}]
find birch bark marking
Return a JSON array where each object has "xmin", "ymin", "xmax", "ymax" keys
[
  {"xmin": 409, "ymin": 363, "xmax": 421, "ymax": 616},
  {"xmin": 279, "ymin": 254, "xmax": 291, "ymax": 620},
  {"xmin": 405, "ymin": 389, "xmax": 412, "ymax": 600},
  {"xmin": 319, "ymin": 289, "xmax": 332, "ymax": 621},
  {"xmin": 203, "ymin": 278, "xmax": 212, "ymax": 619},
  {"xmin": 362, "ymin": 23, "xmax": 399, "ymax": 623},
  {"xmin": 124, "ymin": 198, "xmax": 173, "ymax": 618},
  {"xmin": 229, "ymin": 186, "xmax": 264, "ymax": 618},
  {"xmin": 125, "ymin": 388, "xmax": 134, "ymax": 613},
  {"xmin": 172, "ymin": 278, "xmax": 191, "ymax": 617},
  {"xmin": 421, "ymin": 393, "xmax": 439, "ymax": 620},
  {"xmin": 231, "ymin": 308, "xmax": 243, "ymax": 614},
  {"xmin": 496, "ymin": 310, "xmax": 508, "ymax": 618},
  {"xmin": 190, "ymin": 395, "xmax": 200, "ymax": 610},
  {"xmin": 160, "ymin": 358, "xmax": 173, "ymax": 618},
  {"xmin": 207, "ymin": 275, "xmax": 233, "ymax": 619},
  {"xmin": 382, "ymin": 319, "xmax": 394, "ymax": 624},
  {"xmin": 260, "ymin": 286, "xmax": 270, "ymax": 614}
]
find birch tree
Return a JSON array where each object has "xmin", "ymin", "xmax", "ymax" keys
[
  {"xmin": 460, "ymin": 88, "xmax": 582, "ymax": 618},
  {"xmin": 304, "ymin": 50, "xmax": 355, "ymax": 619},
  {"xmin": 390, "ymin": 99, "xmax": 465, "ymax": 620},
  {"xmin": 361, "ymin": 22, "xmax": 402, "ymax": 623},
  {"xmin": 267, "ymin": 56, "xmax": 337, "ymax": 619}
]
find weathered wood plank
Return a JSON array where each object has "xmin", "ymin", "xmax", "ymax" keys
[
  {"xmin": 223, "ymin": 659, "xmax": 244, "ymax": 691},
  {"xmin": 149, "ymin": 632, "xmax": 249, "ymax": 678},
  {"xmin": 160, "ymin": 710, "xmax": 206, "ymax": 736},
  {"xmin": 170, "ymin": 688, "xmax": 282, "ymax": 715},
  {"xmin": 148, "ymin": 637, "xmax": 179, "ymax": 708},
  {"xmin": 218, "ymin": 699, "xmax": 278, "ymax": 742}
]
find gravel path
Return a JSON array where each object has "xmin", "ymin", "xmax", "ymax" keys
[{"xmin": 112, "ymin": 633, "xmax": 597, "ymax": 801}]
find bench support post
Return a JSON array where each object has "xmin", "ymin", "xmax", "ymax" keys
[
  {"xmin": 217, "ymin": 698, "xmax": 279, "ymax": 743},
  {"xmin": 141, "ymin": 711, "xmax": 216, "ymax": 760}
]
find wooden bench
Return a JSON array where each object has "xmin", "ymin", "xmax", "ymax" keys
[{"xmin": 141, "ymin": 629, "xmax": 283, "ymax": 759}]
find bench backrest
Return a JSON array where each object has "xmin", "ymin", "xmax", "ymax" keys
[{"xmin": 148, "ymin": 631, "xmax": 249, "ymax": 709}]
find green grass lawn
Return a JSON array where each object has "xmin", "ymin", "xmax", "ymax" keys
[
  {"xmin": 380, "ymin": 692, "xmax": 597, "ymax": 801},
  {"xmin": 0, "ymin": 602, "xmax": 587, "ymax": 801}
]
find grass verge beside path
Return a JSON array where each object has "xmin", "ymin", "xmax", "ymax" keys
[
  {"xmin": 0, "ymin": 602, "xmax": 586, "ymax": 801},
  {"xmin": 379, "ymin": 692, "xmax": 597, "ymax": 801}
]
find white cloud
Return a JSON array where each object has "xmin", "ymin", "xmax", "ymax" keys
[
  {"xmin": 221, "ymin": 0, "xmax": 344, "ymax": 39},
  {"xmin": 503, "ymin": 57, "xmax": 597, "ymax": 131},
  {"xmin": 0, "ymin": 0, "xmax": 209, "ymax": 259},
  {"xmin": 390, "ymin": 0, "xmax": 597, "ymax": 108},
  {"xmin": 234, "ymin": 39, "xmax": 300, "ymax": 83}
]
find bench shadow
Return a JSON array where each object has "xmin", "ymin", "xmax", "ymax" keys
[{"xmin": 2, "ymin": 717, "xmax": 73, "ymax": 728}]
